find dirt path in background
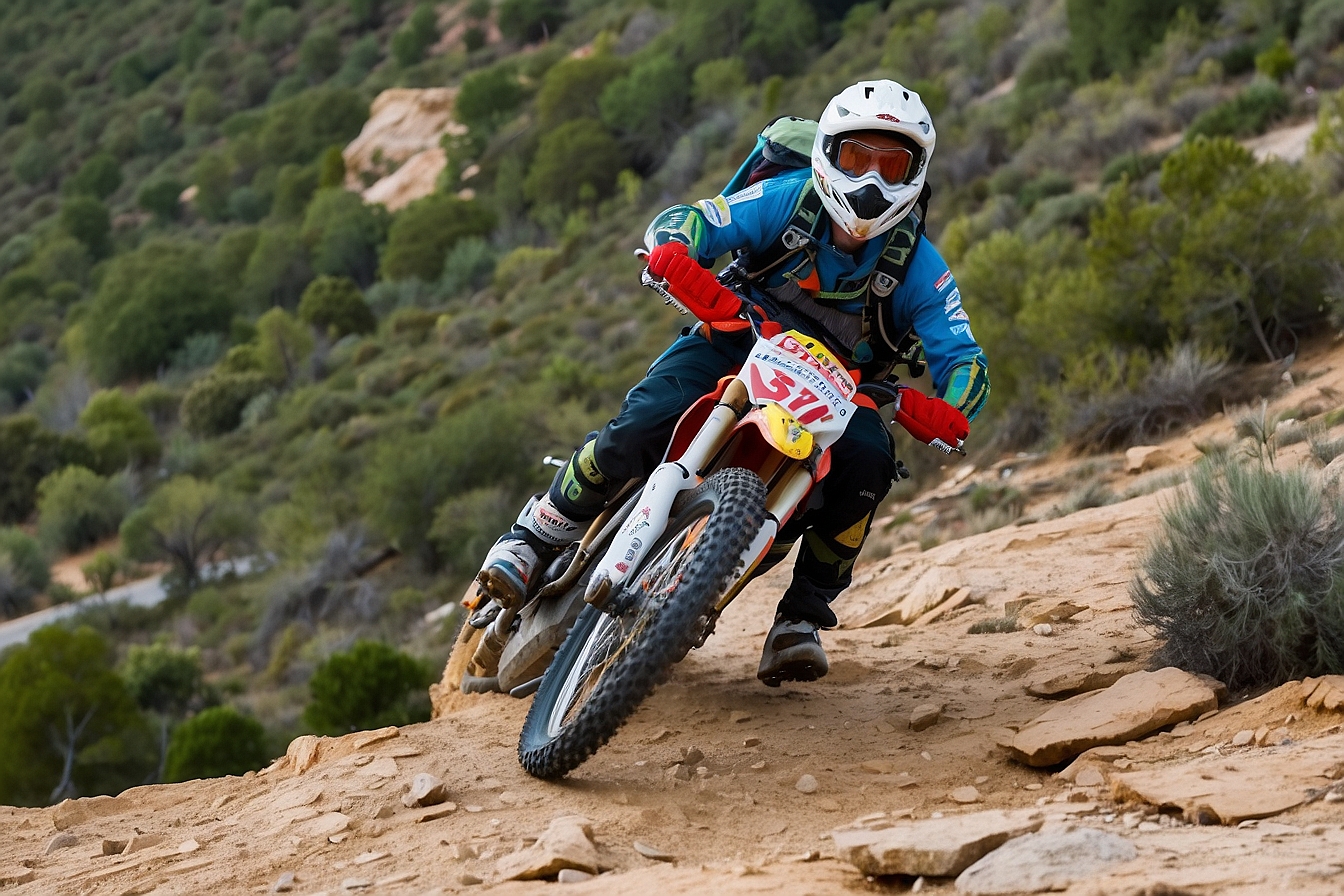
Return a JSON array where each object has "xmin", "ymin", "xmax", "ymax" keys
[{"xmin": 4, "ymin": 345, "xmax": 1344, "ymax": 895}]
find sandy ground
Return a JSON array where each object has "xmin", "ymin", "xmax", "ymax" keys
[{"xmin": 3, "ymin": 344, "xmax": 1344, "ymax": 895}]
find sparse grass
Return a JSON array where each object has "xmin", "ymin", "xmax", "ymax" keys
[
  {"xmin": 968, "ymin": 615, "xmax": 1019, "ymax": 634},
  {"xmin": 1325, "ymin": 408, "xmax": 1344, "ymax": 429},
  {"xmin": 1046, "ymin": 479, "xmax": 1117, "ymax": 518},
  {"xmin": 1066, "ymin": 346, "xmax": 1264, "ymax": 453},
  {"xmin": 1121, "ymin": 469, "xmax": 1187, "ymax": 500},
  {"xmin": 1132, "ymin": 456, "xmax": 1344, "ymax": 690},
  {"xmin": 1310, "ymin": 433, "xmax": 1344, "ymax": 466}
]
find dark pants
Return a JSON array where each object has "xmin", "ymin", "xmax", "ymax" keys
[{"xmin": 563, "ymin": 328, "xmax": 897, "ymax": 628}]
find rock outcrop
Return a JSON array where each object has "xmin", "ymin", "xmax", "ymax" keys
[
  {"xmin": 954, "ymin": 827, "xmax": 1137, "ymax": 894},
  {"xmin": 342, "ymin": 89, "xmax": 467, "ymax": 211}
]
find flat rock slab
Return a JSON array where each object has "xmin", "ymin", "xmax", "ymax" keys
[
  {"xmin": 1006, "ymin": 668, "xmax": 1218, "ymax": 767},
  {"xmin": 955, "ymin": 827, "xmax": 1138, "ymax": 894},
  {"xmin": 1302, "ymin": 675, "xmax": 1344, "ymax": 712},
  {"xmin": 1111, "ymin": 731, "xmax": 1344, "ymax": 824},
  {"xmin": 1026, "ymin": 667, "xmax": 1129, "ymax": 699},
  {"xmin": 833, "ymin": 810, "xmax": 1044, "ymax": 877}
]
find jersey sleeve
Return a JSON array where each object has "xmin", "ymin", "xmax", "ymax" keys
[
  {"xmin": 643, "ymin": 174, "xmax": 806, "ymax": 266},
  {"xmin": 892, "ymin": 238, "xmax": 990, "ymax": 421}
]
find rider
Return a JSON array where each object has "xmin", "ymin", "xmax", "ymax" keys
[{"xmin": 477, "ymin": 80, "xmax": 989, "ymax": 686}]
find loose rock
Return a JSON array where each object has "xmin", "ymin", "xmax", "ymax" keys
[
  {"xmin": 950, "ymin": 786, "xmax": 981, "ymax": 804},
  {"xmin": 272, "ymin": 871, "xmax": 296, "ymax": 893},
  {"xmin": 102, "ymin": 838, "xmax": 127, "ymax": 856},
  {"xmin": 177, "ymin": 839, "xmax": 200, "ymax": 854},
  {"xmin": 403, "ymin": 773, "xmax": 450, "ymax": 808},
  {"xmin": 832, "ymin": 810, "xmax": 1044, "ymax": 877},
  {"xmin": 1005, "ymin": 668, "xmax": 1219, "ymax": 767},
  {"xmin": 1232, "ymin": 730, "xmax": 1254, "ymax": 747},
  {"xmin": 1074, "ymin": 768, "xmax": 1106, "ymax": 788},
  {"xmin": 633, "ymin": 841, "xmax": 675, "ymax": 862},
  {"xmin": 44, "ymin": 832, "xmax": 78, "ymax": 854},
  {"xmin": 954, "ymin": 827, "xmax": 1138, "ymax": 894},
  {"xmin": 1032, "ymin": 623, "xmax": 1053, "ymax": 636},
  {"xmin": 495, "ymin": 815, "xmax": 601, "ymax": 881},
  {"xmin": 910, "ymin": 704, "xmax": 941, "ymax": 732},
  {"xmin": 558, "ymin": 869, "xmax": 594, "ymax": 883},
  {"xmin": 0, "ymin": 868, "xmax": 35, "ymax": 886},
  {"xmin": 681, "ymin": 746, "xmax": 705, "ymax": 766},
  {"xmin": 342, "ymin": 877, "xmax": 372, "ymax": 890},
  {"xmin": 796, "ymin": 774, "xmax": 819, "ymax": 794},
  {"xmin": 1125, "ymin": 445, "xmax": 1172, "ymax": 474}
]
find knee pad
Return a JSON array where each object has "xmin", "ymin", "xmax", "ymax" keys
[{"xmin": 549, "ymin": 437, "xmax": 609, "ymax": 520}]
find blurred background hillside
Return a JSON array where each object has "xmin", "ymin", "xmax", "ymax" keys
[{"xmin": 1, "ymin": 0, "xmax": 1343, "ymax": 806}]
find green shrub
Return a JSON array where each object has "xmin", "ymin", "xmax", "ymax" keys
[
  {"xmin": 0, "ymin": 527, "xmax": 48, "ymax": 618},
  {"xmin": 300, "ymin": 188, "xmax": 387, "ymax": 285},
  {"xmin": 1017, "ymin": 171, "xmax": 1073, "ymax": 209},
  {"xmin": 457, "ymin": 65, "xmax": 529, "ymax": 134},
  {"xmin": 255, "ymin": 307, "xmax": 315, "ymax": 384},
  {"xmin": 255, "ymin": 7, "xmax": 302, "ymax": 51},
  {"xmin": 83, "ymin": 240, "xmax": 231, "ymax": 383},
  {"xmin": 119, "ymin": 476, "xmax": 254, "ymax": 589},
  {"xmin": 380, "ymin": 194, "xmax": 495, "ymax": 282},
  {"xmin": 183, "ymin": 87, "xmax": 224, "ymax": 126},
  {"xmin": 0, "ymin": 416, "xmax": 95, "ymax": 525},
  {"xmin": 164, "ymin": 706, "xmax": 269, "ymax": 782},
  {"xmin": 137, "ymin": 107, "xmax": 181, "ymax": 156},
  {"xmin": 181, "ymin": 372, "xmax": 272, "ymax": 437},
  {"xmin": 1187, "ymin": 82, "xmax": 1290, "ymax": 139},
  {"xmin": 1101, "ymin": 150, "xmax": 1166, "ymax": 185},
  {"xmin": 525, "ymin": 118, "xmax": 627, "ymax": 206},
  {"xmin": 192, "ymin": 152, "xmax": 232, "ymax": 222},
  {"xmin": 300, "ymin": 24, "xmax": 343, "ymax": 81},
  {"xmin": 37, "ymin": 466, "xmax": 128, "ymax": 553},
  {"xmin": 391, "ymin": 3, "xmax": 440, "ymax": 66},
  {"xmin": 599, "ymin": 54, "xmax": 689, "ymax": 160},
  {"xmin": 303, "ymin": 641, "xmax": 431, "ymax": 734},
  {"xmin": 498, "ymin": 0, "xmax": 567, "ymax": 43},
  {"xmin": 0, "ymin": 342, "xmax": 49, "ymax": 407},
  {"xmin": 79, "ymin": 389, "xmax": 161, "ymax": 471},
  {"xmin": 1255, "ymin": 37, "xmax": 1297, "ymax": 80},
  {"xmin": 1219, "ymin": 43, "xmax": 1257, "ymax": 76},
  {"xmin": 241, "ymin": 225, "xmax": 314, "ymax": 310},
  {"xmin": 1067, "ymin": 0, "xmax": 1218, "ymax": 79},
  {"xmin": 122, "ymin": 642, "xmax": 203, "ymax": 716},
  {"xmin": 534, "ymin": 54, "xmax": 627, "ymax": 131},
  {"xmin": 12, "ymin": 139, "xmax": 54, "ymax": 185},
  {"xmin": 1133, "ymin": 457, "xmax": 1344, "ymax": 690},
  {"xmin": 60, "ymin": 197, "xmax": 112, "ymax": 259},
  {"xmin": 298, "ymin": 276, "xmax": 376, "ymax": 338}
]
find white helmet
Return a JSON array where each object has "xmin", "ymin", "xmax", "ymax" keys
[{"xmin": 811, "ymin": 80, "xmax": 936, "ymax": 241}]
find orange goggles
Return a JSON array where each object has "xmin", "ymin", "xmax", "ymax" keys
[{"xmin": 835, "ymin": 138, "xmax": 917, "ymax": 185}]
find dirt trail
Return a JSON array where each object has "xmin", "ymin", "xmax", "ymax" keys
[{"xmin": 4, "ymin": 347, "xmax": 1344, "ymax": 895}]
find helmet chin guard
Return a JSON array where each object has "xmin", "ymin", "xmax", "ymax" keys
[{"xmin": 812, "ymin": 80, "xmax": 936, "ymax": 241}]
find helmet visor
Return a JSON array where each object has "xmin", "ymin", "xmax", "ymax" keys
[{"xmin": 835, "ymin": 137, "xmax": 916, "ymax": 186}]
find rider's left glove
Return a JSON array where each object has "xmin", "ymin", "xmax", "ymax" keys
[
  {"xmin": 893, "ymin": 386, "xmax": 969, "ymax": 455},
  {"xmin": 647, "ymin": 242, "xmax": 744, "ymax": 323}
]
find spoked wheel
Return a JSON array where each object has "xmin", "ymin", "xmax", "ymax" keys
[{"xmin": 518, "ymin": 468, "xmax": 766, "ymax": 779}]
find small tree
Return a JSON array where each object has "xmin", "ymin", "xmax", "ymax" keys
[
  {"xmin": 36, "ymin": 466, "xmax": 128, "ymax": 554},
  {"xmin": 122, "ymin": 642, "xmax": 205, "ymax": 781},
  {"xmin": 164, "ymin": 706, "xmax": 269, "ymax": 782},
  {"xmin": 81, "ymin": 550, "xmax": 121, "ymax": 596},
  {"xmin": 0, "ymin": 527, "xmax": 49, "ymax": 618},
  {"xmin": 0, "ymin": 415, "xmax": 96, "ymax": 525},
  {"xmin": 298, "ymin": 276, "xmax": 376, "ymax": 338},
  {"xmin": 79, "ymin": 389, "xmax": 161, "ymax": 471},
  {"xmin": 303, "ymin": 641, "xmax": 431, "ymax": 734},
  {"xmin": 255, "ymin": 307, "xmax": 315, "ymax": 385},
  {"xmin": 138, "ymin": 178, "xmax": 185, "ymax": 221},
  {"xmin": 0, "ymin": 626, "xmax": 146, "ymax": 805},
  {"xmin": 498, "ymin": 0, "xmax": 567, "ymax": 43},
  {"xmin": 524, "ymin": 118, "xmax": 627, "ymax": 206},
  {"xmin": 119, "ymin": 476, "xmax": 254, "ymax": 590}
]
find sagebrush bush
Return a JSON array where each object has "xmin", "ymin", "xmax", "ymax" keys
[{"xmin": 1132, "ymin": 458, "xmax": 1344, "ymax": 690}]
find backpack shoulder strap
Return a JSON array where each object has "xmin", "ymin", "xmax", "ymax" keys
[
  {"xmin": 861, "ymin": 184, "xmax": 932, "ymax": 375},
  {"xmin": 743, "ymin": 182, "xmax": 826, "ymax": 280}
]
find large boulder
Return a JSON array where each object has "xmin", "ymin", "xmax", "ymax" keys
[
  {"xmin": 832, "ymin": 810, "xmax": 1044, "ymax": 877},
  {"xmin": 1005, "ymin": 668, "xmax": 1219, "ymax": 767}
]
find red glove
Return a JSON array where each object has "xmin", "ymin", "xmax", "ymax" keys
[
  {"xmin": 647, "ymin": 241, "xmax": 743, "ymax": 322},
  {"xmin": 893, "ymin": 386, "xmax": 969, "ymax": 454}
]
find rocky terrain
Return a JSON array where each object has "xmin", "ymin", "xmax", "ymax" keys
[{"xmin": 4, "ymin": 343, "xmax": 1344, "ymax": 894}]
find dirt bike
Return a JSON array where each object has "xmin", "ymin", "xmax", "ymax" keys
[{"xmin": 445, "ymin": 261, "xmax": 960, "ymax": 779}]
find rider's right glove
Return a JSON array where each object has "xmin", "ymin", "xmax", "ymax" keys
[
  {"xmin": 892, "ymin": 386, "xmax": 970, "ymax": 455},
  {"xmin": 647, "ymin": 242, "xmax": 744, "ymax": 323}
]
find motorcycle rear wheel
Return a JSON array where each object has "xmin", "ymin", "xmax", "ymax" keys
[{"xmin": 517, "ymin": 467, "xmax": 766, "ymax": 779}]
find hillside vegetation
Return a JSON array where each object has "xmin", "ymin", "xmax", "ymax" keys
[{"xmin": 0, "ymin": 0, "xmax": 1343, "ymax": 806}]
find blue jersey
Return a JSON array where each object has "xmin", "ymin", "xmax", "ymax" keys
[{"xmin": 645, "ymin": 168, "xmax": 989, "ymax": 420}]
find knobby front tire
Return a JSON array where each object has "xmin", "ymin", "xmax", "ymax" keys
[{"xmin": 517, "ymin": 468, "xmax": 767, "ymax": 779}]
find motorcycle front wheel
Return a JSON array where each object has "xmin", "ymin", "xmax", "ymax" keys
[{"xmin": 517, "ymin": 467, "xmax": 766, "ymax": 779}]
